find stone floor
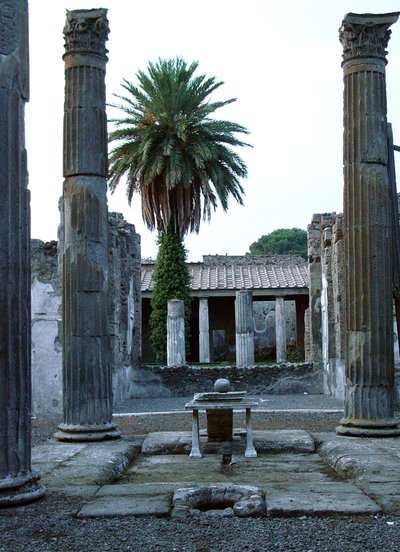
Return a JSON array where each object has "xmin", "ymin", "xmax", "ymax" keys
[{"xmin": 30, "ymin": 428, "xmax": 400, "ymax": 519}]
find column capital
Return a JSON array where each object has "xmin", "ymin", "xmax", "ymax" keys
[
  {"xmin": 63, "ymin": 8, "xmax": 109, "ymax": 60},
  {"xmin": 339, "ymin": 12, "xmax": 399, "ymax": 65}
]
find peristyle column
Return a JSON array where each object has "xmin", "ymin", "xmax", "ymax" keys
[
  {"xmin": 275, "ymin": 297, "xmax": 287, "ymax": 362},
  {"xmin": 199, "ymin": 298, "xmax": 210, "ymax": 363},
  {"xmin": 55, "ymin": 9, "xmax": 120, "ymax": 441},
  {"xmin": 167, "ymin": 299, "xmax": 186, "ymax": 366},
  {"xmin": 337, "ymin": 12, "xmax": 400, "ymax": 436},
  {"xmin": 0, "ymin": 0, "xmax": 46, "ymax": 505},
  {"xmin": 235, "ymin": 291, "xmax": 254, "ymax": 368}
]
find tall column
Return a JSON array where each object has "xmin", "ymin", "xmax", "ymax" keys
[
  {"xmin": 235, "ymin": 291, "xmax": 254, "ymax": 368},
  {"xmin": 55, "ymin": 9, "xmax": 120, "ymax": 441},
  {"xmin": 337, "ymin": 12, "xmax": 400, "ymax": 436},
  {"xmin": 167, "ymin": 299, "xmax": 186, "ymax": 366},
  {"xmin": 0, "ymin": 0, "xmax": 46, "ymax": 505},
  {"xmin": 275, "ymin": 297, "xmax": 287, "ymax": 362},
  {"xmin": 199, "ymin": 298, "xmax": 210, "ymax": 363}
]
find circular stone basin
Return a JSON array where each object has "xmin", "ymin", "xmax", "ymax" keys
[{"xmin": 172, "ymin": 484, "xmax": 265, "ymax": 519}]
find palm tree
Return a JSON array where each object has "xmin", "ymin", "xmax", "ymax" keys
[{"xmin": 108, "ymin": 57, "xmax": 250, "ymax": 362}]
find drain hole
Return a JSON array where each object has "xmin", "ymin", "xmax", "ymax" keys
[{"xmin": 195, "ymin": 500, "xmax": 235, "ymax": 512}]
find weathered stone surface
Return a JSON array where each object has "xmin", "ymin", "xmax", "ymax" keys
[
  {"xmin": 57, "ymin": 9, "xmax": 120, "ymax": 441},
  {"xmin": 275, "ymin": 297, "xmax": 287, "ymax": 362},
  {"xmin": 134, "ymin": 362, "xmax": 322, "ymax": 397},
  {"xmin": 77, "ymin": 495, "xmax": 171, "ymax": 518},
  {"xmin": 171, "ymin": 484, "xmax": 265, "ymax": 519},
  {"xmin": 141, "ymin": 430, "xmax": 315, "ymax": 456},
  {"xmin": 266, "ymin": 486, "xmax": 379, "ymax": 516},
  {"xmin": 167, "ymin": 299, "xmax": 186, "ymax": 366},
  {"xmin": 34, "ymin": 439, "xmax": 139, "ymax": 488},
  {"xmin": 0, "ymin": 0, "xmax": 45, "ymax": 506},
  {"xmin": 199, "ymin": 298, "xmax": 210, "ymax": 363},
  {"xmin": 337, "ymin": 12, "xmax": 400, "ymax": 436},
  {"xmin": 235, "ymin": 291, "xmax": 255, "ymax": 367}
]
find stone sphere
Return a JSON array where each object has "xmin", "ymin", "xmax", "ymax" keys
[{"xmin": 214, "ymin": 378, "xmax": 231, "ymax": 393}]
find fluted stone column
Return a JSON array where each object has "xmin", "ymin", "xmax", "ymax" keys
[
  {"xmin": 337, "ymin": 12, "xmax": 400, "ymax": 436},
  {"xmin": 0, "ymin": 0, "xmax": 46, "ymax": 505},
  {"xmin": 235, "ymin": 291, "xmax": 254, "ymax": 368},
  {"xmin": 55, "ymin": 9, "xmax": 120, "ymax": 441},
  {"xmin": 275, "ymin": 297, "xmax": 287, "ymax": 362},
  {"xmin": 167, "ymin": 300, "xmax": 186, "ymax": 366},
  {"xmin": 199, "ymin": 298, "xmax": 210, "ymax": 363}
]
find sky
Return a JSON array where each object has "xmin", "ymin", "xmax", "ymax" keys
[{"xmin": 26, "ymin": 0, "xmax": 400, "ymax": 261}]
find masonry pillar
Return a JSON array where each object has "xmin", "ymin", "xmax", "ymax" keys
[
  {"xmin": 235, "ymin": 291, "xmax": 254, "ymax": 368},
  {"xmin": 0, "ymin": 0, "xmax": 46, "ymax": 505},
  {"xmin": 55, "ymin": 9, "xmax": 120, "ymax": 441},
  {"xmin": 337, "ymin": 12, "xmax": 400, "ymax": 436},
  {"xmin": 199, "ymin": 298, "xmax": 210, "ymax": 363},
  {"xmin": 167, "ymin": 299, "xmax": 186, "ymax": 366},
  {"xmin": 275, "ymin": 297, "xmax": 287, "ymax": 362}
]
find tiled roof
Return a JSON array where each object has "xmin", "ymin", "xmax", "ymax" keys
[{"xmin": 141, "ymin": 255, "xmax": 308, "ymax": 293}]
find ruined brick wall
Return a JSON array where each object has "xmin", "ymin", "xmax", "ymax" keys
[
  {"xmin": 31, "ymin": 213, "xmax": 141, "ymax": 416},
  {"xmin": 130, "ymin": 362, "xmax": 322, "ymax": 397},
  {"xmin": 108, "ymin": 213, "xmax": 141, "ymax": 404},
  {"xmin": 307, "ymin": 213, "xmax": 345, "ymax": 399}
]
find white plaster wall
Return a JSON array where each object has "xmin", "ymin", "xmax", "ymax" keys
[{"xmin": 31, "ymin": 278, "xmax": 62, "ymax": 417}]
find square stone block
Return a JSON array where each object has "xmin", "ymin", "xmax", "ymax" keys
[{"xmin": 206, "ymin": 409, "xmax": 233, "ymax": 441}]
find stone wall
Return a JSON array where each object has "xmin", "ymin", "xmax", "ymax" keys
[
  {"xmin": 31, "ymin": 213, "xmax": 141, "ymax": 416},
  {"xmin": 130, "ymin": 362, "xmax": 322, "ymax": 398},
  {"xmin": 307, "ymin": 213, "xmax": 345, "ymax": 399},
  {"xmin": 31, "ymin": 240, "xmax": 62, "ymax": 417}
]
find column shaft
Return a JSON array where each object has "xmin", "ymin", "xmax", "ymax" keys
[
  {"xmin": 235, "ymin": 291, "xmax": 254, "ymax": 368},
  {"xmin": 275, "ymin": 297, "xmax": 287, "ymax": 362},
  {"xmin": 337, "ymin": 12, "xmax": 400, "ymax": 436},
  {"xmin": 199, "ymin": 298, "xmax": 210, "ymax": 363},
  {"xmin": 167, "ymin": 299, "xmax": 186, "ymax": 366},
  {"xmin": 0, "ymin": 0, "xmax": 45, "ymax": 505},
  {"xmin": 55, "ymin": 9, "xmax": 120, "ymax": 441}
]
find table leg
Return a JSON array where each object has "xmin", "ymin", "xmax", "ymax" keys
[
  {"xmin": 190, "ymin": 409, "xmax": 202, "ymax": 458},
  {"xmin": 245, "ymin": 408, "xmax": 257, "ymax": 457}
]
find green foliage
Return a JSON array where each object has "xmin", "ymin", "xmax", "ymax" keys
[
  {"xmin": 108, "ymin": 57, "xmax": 250, "ymax": 238},
  {"xmin": 108, "ymin": 58, "xmax": 250, "ymax": 361},
  {"xmin": 248, "ymin": 228, "xmax": 307, "ymax": 258},
  {"xmin": 150, "ymin": 227, "xmax": 191, "ymax": 364}
]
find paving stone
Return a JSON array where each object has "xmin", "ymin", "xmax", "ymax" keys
[
  {"xmin": 141, "ymin": 429, "xmax": 315, "ymax": 456},
  {"xmin": 97, "ymin": 482, "xmax": 193, "ymax": 497},
  {"xmin": 48, "ymin": 485, "xmax": 99, "ymax": 497},
  {"xmin": 32, "ymin": 442, "xmax": 87, "ymax": 463},
  {"xmin": 266, "ymin": 487, "xmax": 380, "ymax": 516},
  {"xmin": 77, "ymin": 496, "xmax": 171, "ymax": 518}
]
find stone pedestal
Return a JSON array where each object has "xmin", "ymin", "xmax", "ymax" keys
[
  {"xmin": 337, "ymin": 12, "xmax": 400, "ymax": 437},
  {"xmin": 55, "ymin": 9, "xmax": 120, "ymax": 441},
  {"xmin": 275, "ymin": 297, "xmax": 287, "ymax": 362},
  {"xmin": 206, "ymin": 410, "xmax": 233, "ymax": 441},
  {"xmin": 199, "ymin": 298, "xmax": 210, "ymax": 363},
  {"xmin": 235, "ymin": 291, "xmax": 254, "ymax": 368},
  {"xmin": 167, "ymin": 299, "xmax": 186, "ymax": 366},
  {"xmin": 0, "ymin": 0, "xmax": 46, "ymax": 505}
]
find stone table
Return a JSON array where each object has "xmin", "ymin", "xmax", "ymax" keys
[{"xmin": 185, "ymin": 397, "xmax": 260, "ymax": 459}]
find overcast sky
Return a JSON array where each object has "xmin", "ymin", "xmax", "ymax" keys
[{"xmin": 26, "ymin": 0, "xmax": 400, "ymax": 261}]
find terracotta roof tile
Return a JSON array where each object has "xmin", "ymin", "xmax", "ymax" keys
[{"xmin": 141, "ymin": 255, "xmax": 308, "ymax": 293}]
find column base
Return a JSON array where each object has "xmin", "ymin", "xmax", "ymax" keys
[
  {"xmin": 55, "ymin": 421, "xmax": 121, "ymax": 442},
  {"xmin": 0, "ymin": 471, "xmax": 46, "ymax": 507},
  {"xmin": 336, "ymin": 417, "xmax": 400, "ymax": 437}
]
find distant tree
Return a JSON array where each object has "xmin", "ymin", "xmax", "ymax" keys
[
  {"xmin": 150, "ymin": 227, "xmax": 191, "ymax": 364},
  {"xmin": 248, "ymin": 228, "xmax": 307, "ymax": 258}
]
